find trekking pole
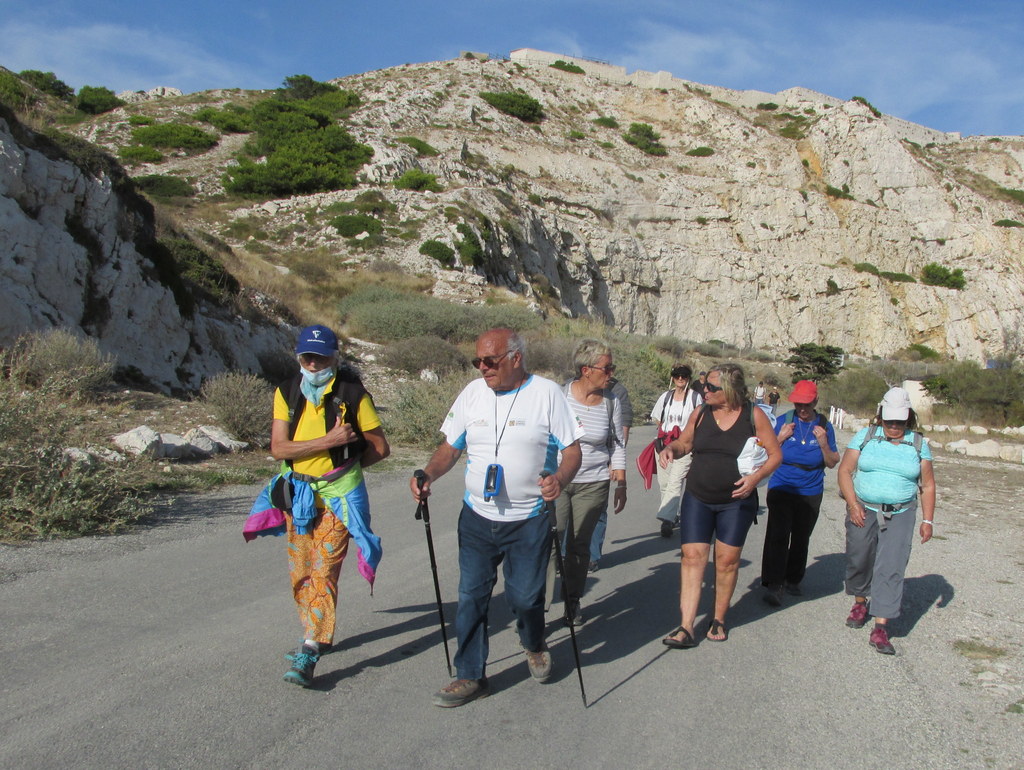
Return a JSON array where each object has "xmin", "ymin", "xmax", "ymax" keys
[
  {"xmin": 414, "ymin": 469, "xmax": 452, "ymax": 678},
  {"xmin": 541, "ymin": 472, "xmax": 587, "ymax": 707}
]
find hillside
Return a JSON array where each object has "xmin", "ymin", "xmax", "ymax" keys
[{"xmin": 4, "ymin": 52, "xmax": 1024, "ymax": 391}]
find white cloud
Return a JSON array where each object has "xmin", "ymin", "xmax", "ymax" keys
[{"xmin": 0, "ymin": 21, "xmax": 263, "ymax": 93}]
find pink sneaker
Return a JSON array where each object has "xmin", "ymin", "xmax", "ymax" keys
[
  {"xmin": 846, "ymin": 601, "xmax": 869, "ymax": 628},
  {"xmin": 869, "ymin": 625, "xmax": 896, "ymax": 655}
]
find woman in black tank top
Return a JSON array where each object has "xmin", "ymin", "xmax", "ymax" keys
[{"xmin": 657, "ymin": 364, "xmax": 781, "ymax": 647}]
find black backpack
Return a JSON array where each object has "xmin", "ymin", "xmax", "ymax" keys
[{"xmin": 279, "ymin": 365, "xmax": 369, "ymax": 471}]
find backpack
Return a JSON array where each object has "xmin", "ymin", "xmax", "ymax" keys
[
  {"xmin": 858, "ymin": 425, "xmax": 924, "ymax": 458},
  {"xmin": 279, "ymin": 365, "xmax": 369, "ymax": 472},
  {"xmin": 780, "ymin": 410, "xmax": 829, "ymax": 471}
]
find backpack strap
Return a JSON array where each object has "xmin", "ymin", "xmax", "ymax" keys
[
  {"xmin": 858, "ymin": 425, "xmax": 923, "ymax": 459},
  {"xmin": 280, "ymin": 367, "xmax": 368, "ymax": 471},
  {"xmin": 658, "ymin": 389, "xmax": 673, "ymax": 425}
]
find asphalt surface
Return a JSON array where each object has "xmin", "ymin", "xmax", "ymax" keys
[{"xmin": 1, "ymin": 424, "xmax": 1021, "ymax": 769}]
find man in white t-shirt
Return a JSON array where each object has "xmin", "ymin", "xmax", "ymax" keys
[
  {"xmin": 411, "ymin": 328, "xmax": 583, "ymax": 708},
  {"xmin": 650, "ymin": 365, "xmax": 703, "ymax": 537}
]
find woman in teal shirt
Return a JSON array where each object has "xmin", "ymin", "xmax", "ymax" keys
[{"xmin": 837, "ymin": 387, "xmax": 936, "ymax": 655}]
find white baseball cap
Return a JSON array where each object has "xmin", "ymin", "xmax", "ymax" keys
[{"xmin": 880, "ymin": 387, "xmax": 912, "ymax": 420}]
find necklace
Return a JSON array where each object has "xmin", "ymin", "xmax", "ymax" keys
[{"xmin": 796, "ymin": 417, "xmax": 814, "ymax": 445}]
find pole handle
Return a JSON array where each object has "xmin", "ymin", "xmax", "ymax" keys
[{"xmin": 414, "ymin": 469, "xmax": 427, "ymax": 520}]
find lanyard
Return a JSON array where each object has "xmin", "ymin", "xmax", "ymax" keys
[{"xmin": 493, "ymin": 383, "xmax": 523, "ymax": 458}]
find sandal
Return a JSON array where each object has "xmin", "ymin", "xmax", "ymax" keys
[
  {"xmin": 706, "ymin": 618, "xmax": 728, "ymax": 642},
  {"xmin": 662, "ymin": 626, "xmax": 698, "ymax": 649}
]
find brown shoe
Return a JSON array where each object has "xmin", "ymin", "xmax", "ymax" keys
[
  {"xmin": 525, "ymin": 644, "xmax": 552, "ymax": 682},
  {"xmin": 432, "ymin": 677, "xmax": 489, "ymax": 708}
]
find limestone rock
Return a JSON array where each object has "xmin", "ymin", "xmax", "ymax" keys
[
  {"xmin": 964, "ymin": 439, "xmax": 1002, "ymax": 458},
  {"xmin": 113, "ymin": 426, "xmax": 161, "ymax": 457}
]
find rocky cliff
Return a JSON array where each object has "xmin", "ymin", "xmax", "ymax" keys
[
  {"xmin": 4, "ymin": 52, "xmax": 1024, "ymax": 390},
  {"xmin": 0, "ymin": 104, "xmax": 292, "ymax": 393}
]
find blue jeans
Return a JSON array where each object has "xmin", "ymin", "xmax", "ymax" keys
[
  {"xmin": 454, "ymin": 502, "xmax": 551, "ymax": 680},
  {"xmin": 589, "ymin": 509, "xmax": 607, "ymax": 563}
]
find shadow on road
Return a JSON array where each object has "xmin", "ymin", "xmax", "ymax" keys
[{"xmin": 892, "ymin": 573, "xmax": 954, "ymax": 638}]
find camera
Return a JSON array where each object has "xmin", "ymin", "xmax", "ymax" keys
[{"xmin": 484, "ymin": 463, "xmax": 504, "ymax": 501}]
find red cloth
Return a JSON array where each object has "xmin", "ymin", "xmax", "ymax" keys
[{"xmin": 636, "ymin": 427, "xmax": 680, "ymax": 490}]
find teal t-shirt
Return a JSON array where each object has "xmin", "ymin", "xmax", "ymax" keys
[{"xmin": 848, "ymin": 426, "xmax": 932, "ymax": 505}]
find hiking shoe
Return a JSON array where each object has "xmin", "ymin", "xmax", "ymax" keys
[
  {"xmin": 785, "ymin": 583, "xmax": 803, "ymax": 596},
  {"xmin": 588, "ymin": 560, "xmax": 599, "ymax": 573},
  {"xmin": 659, "ymin": 520, "xmax": 673, "ymax": 538},
  {"xmin": 564, "ymin": 600, "xmax": 584, "ymax": 627},
  {"xmin": 846, "ymin": 601, "xmax": 869, "ymax": 628},
  {"xmin": 282, "ymin": 644, "xmax": 320, "ymax": 687},
  {"xmin": 525, "ymin": 644, "xmax": 552, "ymax": 682},
  {"xmin": 762, "ymin": 585, "xmax": 784, "ymax": 608},
  {"xmin": 433, "ymin": 677, "xmax": 489, "ymax": 707},
  {"xmin": 869, "ymin": 625, "xmax": 896, "ymax": 655},
  {"xmin": 285, "ymin": 641, "xmax": 331, "ymax": 661}
]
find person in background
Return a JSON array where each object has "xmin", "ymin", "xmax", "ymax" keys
[
  {"xmin": 245, "ymin": 324, "xmax": 390, "ymax": 688},
  {"xmin": 650, "ymin": 365, "xmax": 703, "ymax": 537},
  {"xmin": 836, "ymin": 387, "xmax": 935, "ymax": 655},
  {"xmin": 767, "ymin": 385, "xmax": 781, "ymax": 415},
  {"xmin": 411, "ymin": 328, "xmax": 583, "ymax": 707},
  {"xmin": 692, "ymin": 371, "xmax": 708, "ymax": 398},
  {"xmin": 547, "ymin": 339, "xmax": 626, "ymax": 625},
  {"xmin": 660, "ymin": 364, "xmax": 781, "ymax": 648},
  {"xmin": 760, "ymin": 380, "xmax": 839, "ymax": 607},
  {"xmin": 589, "ymin": 374, "xmax": 633, "ymax": 572},
  {"xmin": 753, "ymin": 381, "xmax": 766, "ymax": 405}
]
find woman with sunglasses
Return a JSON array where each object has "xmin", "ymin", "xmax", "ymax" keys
[
  {"xmin": 837, "ymin": 387, "xmax": 936, "ymax": 655},
  {"xmin": 547, "ymin": 339, "xmax": 627, "ymax": 626},
  {"xmin": 660, "ymin": 363, "xmax": 781, "ymax": 647}
]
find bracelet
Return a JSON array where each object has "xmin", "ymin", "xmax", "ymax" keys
[
  {"xmin": 616, "ymin": 482, "xmax": 627, "ymax": 488},
  {"xmin": 920, "ymin": 520, "xmax": 934, "ymax": 527}
]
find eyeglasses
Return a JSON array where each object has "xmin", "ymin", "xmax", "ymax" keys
[
  {"xmin": 471, "ymin": 351, "xmax": 510, "ymax": 370},
  {"xmin": 588, "ymin": 364, "xmax": 616, "ymax": 375},
  {"xmin": 298, "ymin": 353, "xmax": 333, "ymax": 366},
  {"xmin": 704, "ymin": 382, "xmax": 723, "ymax": 393},
  {"xmin": 882, "ymin": 419, "xmax": 907, "ymax": 427}
]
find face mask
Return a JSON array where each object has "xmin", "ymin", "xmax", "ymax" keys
[{"xmin": 300, "ymin": 366, "xmax": 335, "ymax": 387}]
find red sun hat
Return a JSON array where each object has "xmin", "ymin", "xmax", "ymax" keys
[{"xmin": 788, "ymin": 380, "xmax": 818, "ymax": 403}]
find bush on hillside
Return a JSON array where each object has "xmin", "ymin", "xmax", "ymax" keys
[
  {"xmin": 818, "ymin": 367, "xmax": 888, "ymax": 413},
  {"xmin": 134, "ymin": 174, "xmax": 195, "ymax": 198},
  {"xmin": 479, "ymin": 91, "xmax": 544, "ymax": 123},
  {"xmin": 4, "ymin": 328, "xmax": 115, "ymax": 397},
  {"xmin": 193, "ymin": 105, "xmax": 253, "ymax": 133},
  {"xmin": 382, "ymin": 373, "xmax": 476, "ymax": 449},
  {"xmin": 119, "ymin": 145, "xmax": 164, "ymax": 164},
  {"xmin": 395, "ymin": 169, "xmax": 442, "ymax": 192},
  {"xmin": 200, "ymin": 371, "xmax": 274, "ymax": 445},
  {"xmin": 0, "ymin": 71, "xmax": 30, "ymax": 108},
  {"xmin": 550, "ymin": 60, "xmax": 585, "ymax": 75},
  {"xmin": 331, "ymin": 214, "xmax": 383, "ymax": 237},
  {"xmin": 419, "ymin": 239, "xmax": 455, "ymax": 267},
  {"xmin": 623, "ymin": 123, "xmax": 667, "ymax": 156},
  {"xmin": 18, "ymin": 69, "xmax": 74, "ymax": 101},
  {"xmin": 379, "ymin": 335, "xmax": 469, "ymax": 375},
  {"xmin": 131, "ymin": 123, "xmax": 218, "ymax": 150},
  {"xmin": 396, "ymin": 136, "xmax": 439, "ymax": 156},
  {"xmin": 76, "ymin": 85, "xmax": 125, "ymax": 115},
  {"xmin": 593, "ymin": 116, "xmax": 618, "ymax": 129},
  {"xmin": 686, "ymin": 146, "xmax": 714, "ymax": 157},
  {"xmin": 921, "ymin": 262, "xmax": 966, "ymax": 289}
]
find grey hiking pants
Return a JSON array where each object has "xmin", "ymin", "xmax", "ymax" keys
[{"xmin": 844, "ymin": 497, "xmax": 918, "ymax": 620}]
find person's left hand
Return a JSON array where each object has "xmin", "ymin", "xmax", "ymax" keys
[
  {"xmin": 613, "ymin": 485, "xmax": 627, "ymax": 513},
  {"xmin": 920, "ymin": 521, "xmax": 933, "ymax": 544},
  {"xmin": 539, "ymin": 473, "xmax": 562, "ymax": 501},
  {"xmin": 812, "ymin": 425, "xmax": 828, "ymax": 443},
  {"xmin": 732, "ymin": 474, "xmax": 757, "ymax": 499}
]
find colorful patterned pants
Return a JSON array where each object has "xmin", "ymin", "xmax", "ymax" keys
[{"xmin": 286, "ymin": 511, "xmax": 350, "ymax": 645}]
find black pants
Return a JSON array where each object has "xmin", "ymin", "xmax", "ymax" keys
[{"xmin": 760, "ymin": 488, "xmax": 823, "ymax": 587}]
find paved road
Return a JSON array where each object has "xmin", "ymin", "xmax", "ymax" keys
[{"xmin": 1, "ymin": 425, "xmax": 1021, "ymax": 768}]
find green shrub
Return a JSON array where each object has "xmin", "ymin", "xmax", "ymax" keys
[
  {"xmin": 119, "ymin": 145, "xmax": 164, "ymax": 164},
  {"xmin": 382, "ymin": 373, "xmax": 475, "ymax": 449},
  {"xmin": 4, "ymin": 328, "xmax": 114, "ymax": 397},
  {"xmin": 825, "ymin": 185, "xmax": 854, "ymax": 200},
  {"xmin": 921, "ymin": 262, "xmax": 966, "ymax": 289},
  {"xmin": 567, "ymin": 130, "xmax": 586, "ymax": 141},
  {"xmin": 901, "ymin": 344, "xmax": 941, "ymax": 361},
  {"xmin": 550, "ymin": 60, "xmax": 585, "ymax": 74},
  {"xmin": 997, "ymin": 188, "xmax": 1024, "ymax": 205},
  {"xmin": 456, "ymin": 223, "xmax": 485, "ymax": 267},
  {"xmin": 479, "ymin": 91, "xmax": 544, "ymax": 122},
  {"xmin": 193, "ymin": 106, "xmax": 252, "ymax": 133},
  {"xmin": 396, "ymin": 136, "xmax": 439, "ymax": 156},
  {"xmin": 331, "ymin": 214, "xmax": 384, "ymax": 237},
  {"xmin": 756, "ymin": 102, "xmax": 779, "ymax": 111},
  {"xmin": 851, "ymin": 95, "xmax": 882, "ymax": 118},
  {"xmin": 819, "ymin": 367, "xmax": 888, "ymax": 413},
  {"xmin": 623, "ymin": 123, "xmax": 667, "ymax": 156},
  {"xmin": 419, "ymin": 239, "xmax": 455, "ymax": 267},
  {"xmin": 593, "ymin": 116, "xmax": 618, "ymax": 129},
  {"xmin": 278, "ymin": 74, "xmax": 339, "ymax": 101},
  {"xmin": 394, "ymin": 169, "xmax": 442, "ymax": 192},
  {"xmin": 0, "ymin": 71, "xmax": 30, "ymax": 108},
  {"xmin": 134, "ymin": 174, "xmax": 195, "ymax": 198},
  {"xmin": 923, "ymin": 361, "xmax": 1024, "ymax": 424},
  {"xmin": 379, "ymin": 335, "xmax": 469, "ymax": 375},
  {"xmin": 76, "ymin": 85, "xmax": 125, "ymax": 115},
  {"xmin": 200, "ymin": 371, "xmax": 274, "ymax": 445},
  {"xmin": 994, "ymin": 219, "xmax": 1024, "ymax": 227},
  {"xmin": 686, "ymin": 146, "xmax": 714, "ymax": 157},
  {"xmin": 132, "ymin": 123, "xmax": 218, "ymax": 150},
  {"xmin": 18, "ymin": 70, "xmax": 74, "ymax": 100},
  {"xmin": 826, "ymin": 279, "xmax": 840, "ymax": 295},
  {"xmin": 853, "ymin": 262, "xmax": 879, "ymax": 275},
  {"xmin": 156, "ymin": 237, "xmax": 240, "ymax": 304},
  {"xmin": 128, "ymin": 115, "xmax": 155, "ymax": 126},
  {"xmin": 879, "ymin": 271, "xmax": 916, "ymax": 283}
]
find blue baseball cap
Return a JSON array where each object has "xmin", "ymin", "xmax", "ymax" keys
[{"xmin": 295, "ymin": 325, "xmax": 339, "ymax": 355}]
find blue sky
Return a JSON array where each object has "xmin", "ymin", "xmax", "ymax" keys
[{"xmin": 2, "ymin": 0, "xmax": 1022, "ymax": 136}]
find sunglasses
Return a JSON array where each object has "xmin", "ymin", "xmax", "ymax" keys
[
  {"xmin": 588, "ymin": 364, "xmax": 616, "ymax": 374},
  {"xmin": 704, "ymin": 382, "xmax": 723, "ymax": 392},
  {"xmin": 471, "ymin": 351, "xmax": 510, "ymax": 369},
  {"xmin": 883, "ymin": 419, "xmax": 907, "ymax": 427}
]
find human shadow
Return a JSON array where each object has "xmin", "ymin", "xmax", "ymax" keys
[{"xmin": 890, "ymin": 573, "xmax": 955, "ymax": 638}]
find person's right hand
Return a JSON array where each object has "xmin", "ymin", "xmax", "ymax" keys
[
  {"xmin": 410, "ymin": 473, "xmax": 431, "ymax": 502},
  {"xmin": 325, "ymin": 417, "xmax": 355, "ymax": 447},
  {"xmin": 777, "ymin": 422, "xmax": 795, "ymax": 442},
  {"xmin": 847, "ymin": 502, "xmax": 866, "ymax": 527},
  {"xmin": 657, "ymin": 445, "xmax": 675, "ymax": 469}
]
